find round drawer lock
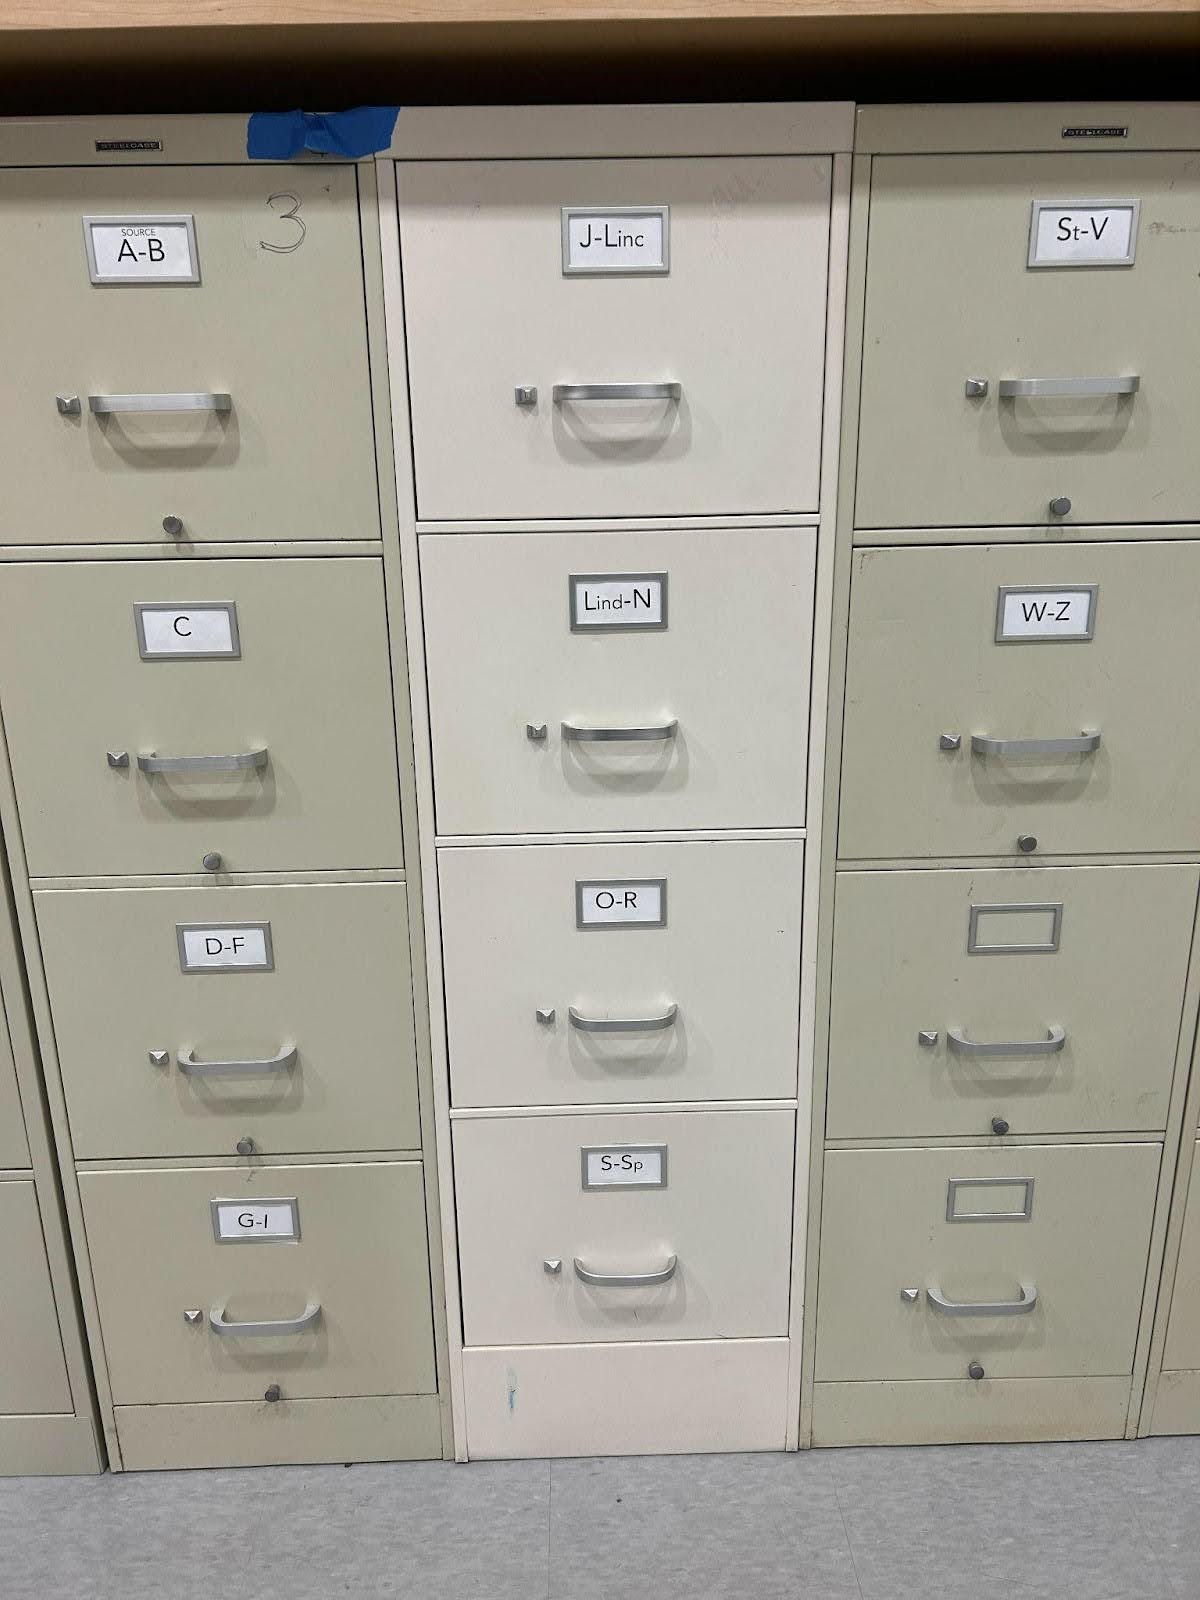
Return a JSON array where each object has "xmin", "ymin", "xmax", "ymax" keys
[
  {"xmin": 1048, "ymin": 496, "xmax": 1072, "ymax": 518},
  {"xmin": 161, "ymin": 515, "xmax": 185, "ymax": 537},
  {"xmin": 264, "ymin": 1384, "xmax": 282, "ymax": 1404},
  {"xmin": 968, "ymin": 1362, "xmax": 986, "ymax": 1382},
  {"xmin": 236, "ymin": 1136, "xmax": 256, "ymax": 1156},
  {"xmin": 991, "ymin": 1117, "xmax": 1011, "ymax": 1136},
  {"xmin": 1017, "ymin": 835, "xmax": 1038, "ymax": 854},
  {"xmin": 202, "ymin": 852, "xmax": 223, "ymax": 872}
]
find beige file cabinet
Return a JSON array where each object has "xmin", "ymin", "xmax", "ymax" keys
[
  {"xmin": 0, "ymin": 164, "xmax": 379, "ymax": 545},
  {"xmin": 1148, "ymin": 1141, "xmax": 1200, "ymax": 1433},
  {"xmin": 398, "ymin": 155, "xmax": 831, "ymax": 521}
]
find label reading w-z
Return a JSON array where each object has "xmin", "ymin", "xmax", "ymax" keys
[{"xmin": 996, "ymin": 587, "xmax": 1096, "ymax": 642}]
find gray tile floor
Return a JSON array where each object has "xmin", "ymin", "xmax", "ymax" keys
[{"xmin": 1, "ymin": 1437, "xmax": 1197, "ymax": 1600}]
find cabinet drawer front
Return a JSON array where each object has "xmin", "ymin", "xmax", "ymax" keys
[
  {"xmin": 828, "ymin": 865, "xmax": 1197, "ymax": 1140},
  {"xmin": 36, "ymin": 882, "xmax": 420, "ymax": 1160},
  {"xmin": 398, "ymin": 157, "xmax": 830, "ymax": 521},
  {"xmin": 857, "ymin": 153, "xmax": 1200, "ymax": 531},
  {"xmin": 1163, "ymin": 1142, "xmax": 1200, "ymax": 1372},
  {"xmin": 454, "ymin": 1109, "xmax": 794, "ymax": 1346},
  {"xmin": 816, "ymin": 1144, "xmax": 1159, "ymax": 1382},
  {"xmin": 0, "ymin": 1181, "xmax": 73, "ymax": 1415},
  {"xmin": 0, "ymin": 166, "xmax": 378, "ymax": 544},
  {"xmin": 0, "ymin": 559, "xmax": 403, "ymax": 876},
  {"xmin": 840, "ymin": 542, "xmax": 1200, "ymax": 859},
  {"xmin": 0, "ymin": 993, "xmax": 31, "ymax": 1171},
  {"xmin": 423, "ymin": 528, "xmax": 814, "ymax": 835},
  {"xmin": 80, "ymin": 1163, "xmax": 436, "ymax": 1405},
  {"xmin": 440, "ymin": 839, "xmax": 803, "ymax": 1107}
]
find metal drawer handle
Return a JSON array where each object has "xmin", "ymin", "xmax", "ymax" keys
[
  {"xmin": 568, "ymin": 1004, "xmax": 678, "ymax": 1034},
  {"xmin": 926, "ymin": 1282, "xmax": 1038, "ymax": 1318},
  {"xmin": 947, "ymin": 1026, "xmax": 1066, "ymax": 1058},
  {"xmin": 553, "ymin": 383, "xmax": 681, "ymax": 404},
  {"xmin": 87, "ymin": 391, "xmax": 233, "ymax": 414},
  {"xmin": 971, "ymin": 733, "xmax": 1100, "ymax": 758},
  {"xmin": 177, "ymin": 1045, "xmax": 298, "ymax": 1077},
  {"xmin": 208, "ymin": 1301, "xmax": 322, "ymax": 1337},
  {"xmin": 573, "ymin": 1254, "xmax": 678, "ymax": 1288},
  {"xmin": 137, "ymin": 747, "xmax": 269, "ymax": 774},
  {"xmin": 998, "ymin": 376, "xmax": 1139, "ymax": 400},
  {"xmin": 561, "ymin": 720, "xmax": 678, "ymax": 743}
]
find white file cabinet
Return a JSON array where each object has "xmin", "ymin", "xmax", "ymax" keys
[{"xmin": 387, "ymin": 101, "xmax": 853, "ymax": 1459}]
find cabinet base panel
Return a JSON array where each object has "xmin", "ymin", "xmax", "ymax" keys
[
  {"xmin": 811, "ymin": 1377, "xmax": 1132, "ymax": 1447},
  {"xmin": 1149, "ymin": 1371, "xmax": 1200, "ymax": 1436},
  {"xmin": 0, "ymin": 1413, "xmax": 102, "ymax": 1475},
  {"xmin": 113, "ymin": 1394, "xmax": 443, "ymax": 1471},
  {"xmin": 463, "ymin": 1338, "xmax": 789, "ymax": 1459}
]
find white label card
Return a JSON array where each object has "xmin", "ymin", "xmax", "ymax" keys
[
  {"xmin": 212, "ymin": 1199, "xmax": 299, "ymax": 1242},
  {"xmin": 562, "ymin": 207, "xmax": 669, "ymax": 274},
  {"xmin": 84, "ymin": 215, "xmax": 200, "ymax": 284},
  {"xmin": 178, "ymin": 923, "xmax": 273, "ymax": 972},
  {"xmin": 136, "ymin": 603, "xmax": 239, "ymax": 659},
  {"xmin": 577, "ymin": 879, "xmax": 667, "ymax": 928},
  {"xmin": 1028, "ymin": 200, "xmax": 1138, "ymax": 267},
  {"xmin": 582, "ymin": 1145, "xmax": 668, "ymax": 1190},
  {"xmin": 996, "ymin": 587, "xmax": 1096, "ymax": 642},
  {"xmin": 570, "ymin": 574, "xmax": 667, "ymax": 631}
]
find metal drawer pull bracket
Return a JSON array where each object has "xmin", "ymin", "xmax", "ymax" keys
[
  {"xmin": 947, "ymin": 1026, "xmax": 1066, "ymax": 1058},
  {"xmin": 137, "ymin": 747, "xmax": 269, "ymax": 774},
  {"xmin": 569, "ymin": 1005, "xmax": 678, "ymax": 1034},
  {"xmin": 208, "ymin": 1301, "xmax": 322, "ymax": 1337},
  {"xmin": 573, "ymin": 1255, "xmax": 678, "ymax": 1288},
  {"xmin": 177, "ymin": 1045, "xmax": 298, "ymax": 1077},
  {"xmin": 997, "ymin": 376, "xmax": 1139, "ymax": 400},
  {"xmin": 552, "ymin": 383, "xmax": 681, "ymax": 403},
  {"xmin": 971, "ymin": 733, "xmax": 1100, "ymax": 758},
  {"xmin": 86, "ymin": 392, "xmax": 233, "ymax": 414},
  {"xmin": 926, "ymin": 1282, "xmax": 1038, "ymax": 1318},
  {"xmin": 561, "ymin": 720, "xmax": 678, "ymax": 743}
]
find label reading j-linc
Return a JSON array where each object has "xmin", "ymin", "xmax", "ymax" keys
[
  {"xmin": 84, "ymin": 215, "xmax": 199, "ymax": 284},
  {"xmin": 135, "ymin": 603, "xmax": 239, "ymax": 659},
  {"xmin": 1028, "ymin": 200, "xmax": 1139, "ymax": 267},
  {"xmin": 996, "ymin": 587, "xmax": 1096, "ymax": 642},
  {"xmin": 212, "ymin": 1199, "xmax": 299, "ymax": 1242},
  {"xmin": 570, "ymin": 574, "xmax": 667, "ymax": 631},
  {"xmin": 577, "ymin": 879, "xmax": 667, "ymax": 928},
  {"xmin": 582, "ymin": 1145, "xmax": 668, "ymax": 1190},
  {"xmin": 562, "ymin": 207, "xmax": 669, "ymax": 275},
  {"xmin": 178, "ymin": 923, "xmax": 273, "ymax": 973}
]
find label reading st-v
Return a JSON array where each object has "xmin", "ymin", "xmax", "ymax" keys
[
  {"xmin": 84, "ymin": 214, "xmax": 200, "ymax": 284},
  {"xmin": 177, "ymin": 923, "xmax": 274, "ymax": 973},
  {"xmin": 582, "ymin": 1145, "xmax": 668, "ymax": 1190},
  {"xmin": 1028, "ymin": 200, "xmax": 1139, "ymax": 267},
  {"xmin": 996, "ymin": 586, "xmax": 1096, "ymax": 642},
  {"xmin": 211, "ymin": 1199, "xmax": 299, "ymax": 1242},
  {"xmin": 576, "ymin": 879, "xmax": 667, "ymax": 928},
  {"xmin": 562, "ymin": 207, "xmax": 669, "ymax": 274},
  {"xmin": 135, "ymin": 603, "xmax": 240, "ymax": 659},
  {"xmin": 570, "ymin": 574, "xmax": 667, "ymax": 631}
]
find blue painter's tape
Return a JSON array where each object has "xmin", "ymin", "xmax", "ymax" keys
[{"xmin": 246, "ymin": 107, "xmax": 400, "ymax": 161}]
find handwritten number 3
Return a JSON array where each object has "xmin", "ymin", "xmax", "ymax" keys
[{"xmin": 261, "ymin": 192, "xmax": 306, "ymax": 254}]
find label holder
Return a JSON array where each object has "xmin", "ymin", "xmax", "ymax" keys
[
  {"xmin": 134, "ymin": 601, "xmax": 241, "ymax": 661},
  {"xmin": 210, "ymin": 1197, "xmax": 300, "ymax": 1244},
  {"xmin": 83, "ymin": 213, "xmax": 200, "ymax": 285},
  {"xmin": 995, "ymin": 584, "xmax": 1098, "ymax": 643},
  {"xmin": 1027, "ymin": 198, "xmax": 1139, "ymax": 269},
  {"xmin": 177, "ymin": 921, "xmax": 274, "ymax": 974},
  {"xmin": 561, "ymin": 205, "xmax": 670, "ymax": 276},
  {"xmin": 576, "ymin": 878, "xmax": 668, "ymax": 930},
  {"xmin": 967, "ymin": 902, "xmax": 1064, "ymax": 956},
  {"xmin": 946, "ymin": 1177, "xmax": 1035, "ymax": 1224},
  {"xmin": 569, "ymin": 573, "xmax": 668, "ymax": 633},
  {"xmin": 581, "ymin": 1144, "xmax": 669, "ymax": 1191}
]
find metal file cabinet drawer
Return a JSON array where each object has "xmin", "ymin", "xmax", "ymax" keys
[
  {"xmin": 397, "ymin": 157, "xmax": 830, "ymax": 521},
  {"xmin": 816, "ymin": 1144, "xmax": 1158, "ymax": 1383},
  {"xmin": 828, "ymin": 865, "xmax": 1198, "ymax": 1140},
  {"xmin": 79, "ymin": 1162, "xmax": 436, "ymax": 1406},
  {"xmin": 0, "ymin": 166, "xmax": 379, "ymax": 544},
  {"xmin": 1162, "ymin": 1143, "xmax": 1200, "ymax": 1374},
  {"xmin": 35, "ymin": 882, "xmax": 420, "ymax": 1160},
  {"xmin": 422, "ymin": 528, "xmax": 814, "ymax": 835},
  {"xmin": 855, "ymin": 153, "xmax": 1200, "ymax": 531},
  {"xmin": 440, "ymin": 839, "xmax": 804, "ymax": 1107},
  {"xmin": 839, "ymin": 542, "xmax": 1200, "ymax": 860},
  {"xmin": 0, "ymin": 1179, "xmax": 74, "ymax": 1415},
  {"xmin": 0, "ymin": 558, "xmax": 403, "ymax": 877},
  {"xmin": 454, "ymin": 1109, "xmax": 794, "ymax": 1346},
  {"xmin": 0, "ymin": 990, "xmax": 31, "ymax": 1172}
]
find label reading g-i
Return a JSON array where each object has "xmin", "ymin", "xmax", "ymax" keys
[
  {"xmin": 996, "ymin": 586, "xmax": 1096, "ymax": 642},
  {"xmin": 212, "ymin": 1199, "xmax": 299, "ymax": 1242},
  {"xmin": 577, "ymin": 879, "xmax": 667, "ymax": 928},
  {"xmin": 582, "ymin": 1145, "xmax": 668, "ymax": 1190},
  {"xmin": 570, "ymin": 574, "xmax": 667, "ymax": 631},
  {"xmin": 84, "ymin": 214, "xmax": 199, "ymax": 284},
  {"xmin": 1028, "ymin": 200, "xmax": 1138, "ymax": 267}
]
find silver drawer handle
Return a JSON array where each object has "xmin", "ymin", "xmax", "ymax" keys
[
  {"xmin": 971, "ymin": 733, "xmax": 1100, "ymax": 758},
  {"xmin": 553, "ymin": 383, "xmax": 681, "ymax": 403},
  {"xmin": 177, "ymin": 1045, "xmax": 298, "ymax": 1078},
  {"xmin": 137, "ymin": 747, "xmax": 269, "ymax": 774},
  {"xmin": 998, "ymin": 376, "xmax": 1139, "ymax": 399},
  {"xmin": 573, "ymin": 1254, "xmax": 678, "ymax": 1288},
  {"xmin": 208, "ymin": 1301, "xmax": 322, "ymax": 1337},
  {"xmin": 561, "ymin": 720, "xmax": 678, "ymax": 743},
  {"xmin": 87, "ymin": 391, "xmax": 233, "ymax": 414},
  {"xmin": 926, "ymin": 1282, "xmax": 1038, "ymax": 1318},
  {"xmin": 947, "ymin": 1026, "xmax": 1066, "ymax": 1058},
  {"xmin": 568, "ymin": 1004, "xmax": 678, "ymax": 1034}
]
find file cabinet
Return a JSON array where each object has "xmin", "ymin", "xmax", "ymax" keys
[{"xmin": 0, "ymin": 118, "xmax": 448, "ymax": 1471}]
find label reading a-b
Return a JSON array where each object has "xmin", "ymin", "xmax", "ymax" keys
[
  {"xmin": 570, "ymin": 574, "xmax": 666, "ymax": 631},
  {"xmin": 178, "ymin": 923, "xmax": 273, "ymax": 972},
  {"xmin": 996, "ymin": 587, "xmax": 1095, "ymax": 642},
  {"xmin": 84, "ymin": 215, "xmax": 199, "ymax": 283},
  {"xmin": 577, "ymin": 880, "xmax": 666, "ymax": 928}
]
